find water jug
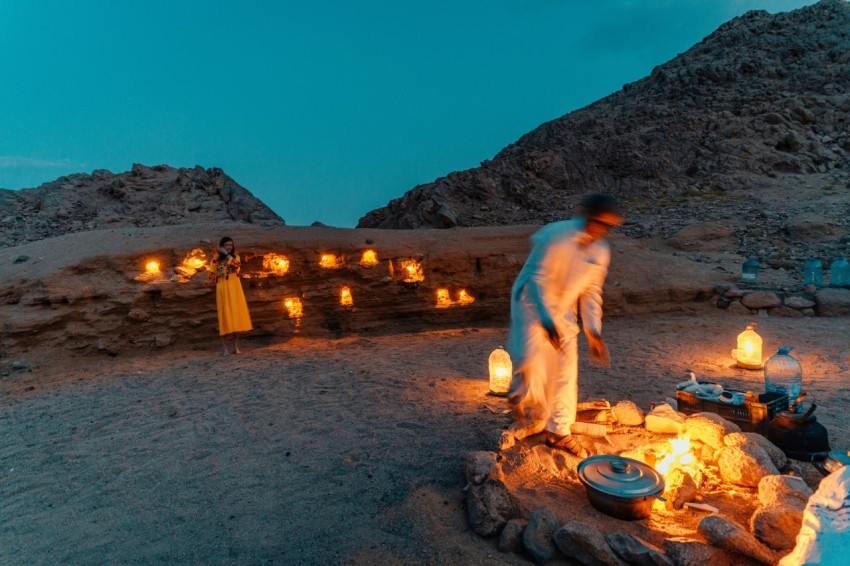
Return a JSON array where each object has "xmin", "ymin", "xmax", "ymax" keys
[
  {"xmin": 803, "ymin": 257, "xmax": 824, "ymax": 287},
  {"xmin": 829, "ymin": 256, "xmax": 850, "ymax": 287},
  {"xmin": 740, "ymin": 257, "xmax": 759, "ymax": 285},
  {"xmin": 764, "ymin": 347, "xmax": 803, "ymax": 412}
]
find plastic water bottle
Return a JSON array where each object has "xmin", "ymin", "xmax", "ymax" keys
[
  {"xmin": 740, "ymin": 257, "xmax": 759, "ymax": 285},
  {"xmin": 803, "ymin": 257, "xmax": 824, "ymax": 287},
  {"xmin": 764, "ymin": 347, "xmax": 803, "ymax": 411},
  {"xmin": 829, "ymin": 256, "xmax": 850, "ymax": 287}
]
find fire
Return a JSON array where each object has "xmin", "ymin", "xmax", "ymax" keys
[
  {"xmin": 283, "ymin": 297, "xmax": 303, "ymax": 318},
  {"xmin": 319, "ymin": 254, "xmax": 343, "ymax": 269},
  {"xmin": 457, "ymin": 289, "xmax": 475, "ymax": 305},
  {"xmin": 340, "ymin": 286, "xmax": 353, "ymax": 307},
  {"xmin": 180, "ymin": 248, "xmax": 208, "ymax": 271},
  {"xmin": 262, "ymin": 253, "xmax": 290, "ymax": 276},
  {"xmin": 436, "ymin": 288, "xmax": 452, "ymax": 308},
  {"xmin": 145, "ymin": 260, "xmax": 160, "ymax": 273},
  {"xmin": 398, "ymin": 259, "xmax": 424, "ymax": 282},
  {"xmin": 655, "ymin": 433, "xmax": 697, "ymax": 477},
  {"xmin": 360, "ymin": 249, "xmax": 378, "ymax": 267}
]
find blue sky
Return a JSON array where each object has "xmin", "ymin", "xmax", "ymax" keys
[{"xmin": 0, "ymin": 0, "xmax": 817, "ymax": 227}]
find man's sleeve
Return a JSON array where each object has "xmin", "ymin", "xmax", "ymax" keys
[{"xmin": 579, "ymin": 245, "xmax": 611, "ymax": 337}]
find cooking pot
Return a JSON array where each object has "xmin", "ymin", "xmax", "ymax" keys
[
  {"xmin": 813, "ymin": 450, "xmax": 850, "ymax": 476},
  {"xmin": 767, "ymin": 403, "xmax": 831, "ymax": 460},
  {"xmin": 577, "ymin": 455, "xmax": 665, "ymax": 520}
]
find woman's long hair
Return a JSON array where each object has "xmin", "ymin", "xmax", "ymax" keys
[{"xmin": 218, "ymin": 236, "xmax": 235, "ymax": 261}]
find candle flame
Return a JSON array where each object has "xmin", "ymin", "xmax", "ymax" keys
[
  {"xmin": 340, "ymin": 286, "xmax": 353, "ymax": 307},
  {"xmin": 360, "ymin": 249, "xmax": 378, "ymax": 267},
  {"xmin": 145, "ymin": 261, "xmax": 160, "ymax": 273}
]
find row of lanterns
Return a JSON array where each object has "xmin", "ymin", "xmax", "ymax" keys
[{"xmin": 740, "ymin": 256, "xmax": 850, "ymax": 288}]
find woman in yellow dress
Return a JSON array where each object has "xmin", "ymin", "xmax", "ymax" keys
[{"xmin": 209, "ymin": 236, "xmax": 253, "ymax": 355}]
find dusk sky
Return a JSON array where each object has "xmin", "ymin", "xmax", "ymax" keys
[{"xmin": 1, "ymin": 0, "xmax": 816, "ymax": 227}]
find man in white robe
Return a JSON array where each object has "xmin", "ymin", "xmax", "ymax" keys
[{"xmin": 506, "ymin": 194, "xmax": 623, "ymax": 457}]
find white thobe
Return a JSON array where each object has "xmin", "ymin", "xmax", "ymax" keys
[{"xmin": 506, "ymin": 218, "xmax": 610, "ymax": 436}]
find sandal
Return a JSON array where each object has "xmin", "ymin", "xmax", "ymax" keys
[{"xmin": 546, "ymin": 433, "xmax": 589, "ymax": 459}]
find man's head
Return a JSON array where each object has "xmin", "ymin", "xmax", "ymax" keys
[{"xmin": 579, "ymin": 193, "xmax": 623, "ymax": 242}]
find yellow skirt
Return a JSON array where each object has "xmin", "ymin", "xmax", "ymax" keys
[{"xmin": 216, "ymin": 276, "xmax": 253, "ymax": 336}]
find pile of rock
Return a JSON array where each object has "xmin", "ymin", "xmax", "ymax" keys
[
  {"xmin": 712, "ymin": 284, "xmax": 850, "ymax": 317},
  {"xmin": 467, "ymin": 406, "xmax": 822, "ymax": 564}
]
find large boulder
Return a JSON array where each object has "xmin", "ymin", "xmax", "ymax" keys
[
  {"xmin": 814, "ymin": 288, "xmax": 850, "ymax": 317},
  {"xmin": 716, "ymin": 445, "xmax": 779, "ymax": 487},
  {"xmin": 465, "ymin": 479, "xmax": 520, "ymax": 537},
  {"xmin": 684, "ymin": 413, "xmax": 741, "ymax": 450},
  {"xmin": 523, "ymin": 508, "xmax": 560, "ymax": 565},
  {"xmin": 698, "ymin": 515, "xmax": 777, "ymax": 565},
  {"xmin": 751, "ymin": 503, "xmax": 804, "ymax": 551},
  {"xmin": 553, "ymin": 521, "xmax": 625, "ymax": 566},
  {"xmin": 724, "ymin": 432, "xmax": 787, "ymax": 471},
  {"xmin": 758, "ymin": 474, "xmax": 813, "ymax": 509}
]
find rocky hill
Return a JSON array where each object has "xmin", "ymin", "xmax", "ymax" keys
[
  {"xmin": 0, "ymin": 163, "xmax": 284, "ymax": 246},
  {"xmin": 358, "ymin": 0, "xmax": 850, "ymax": 270}
]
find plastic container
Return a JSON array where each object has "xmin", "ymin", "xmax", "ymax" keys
[
  {"xmin": 740, "ymin": 257, "xmax": 760, "ymax": 284},
  {"xmin": 803, "ymin": 257, "xmax": 824, "ymax": 287},
  {"xmin": 764, "ymin": 347, "xmax": 804, "ymax": 411},
  {"xmin": 829, "ymin": 256, "xmax": 850, "ymax": 287}
]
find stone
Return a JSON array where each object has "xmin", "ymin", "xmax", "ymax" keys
[
  {"xmin": 770, "ymin": 306, "xmax": 804, "ymax": 318},
  {"xmin": 665, "ymin": 468, "xmax": 698, "ymax": 510},
  {"xmin": 463, "ymin": 451, "xmax": 503, "ymax": 486},
  {"xmin": 726, "ymin": 301, "xmax": 752, "ymax": 316},
  {"xmin": 498, "ymin": 519, "xmax": 527, "ymax": 554},
  {"xmin": 612, "ymin": 400, "xmax": 645, "ymax": 426},
  {"xmin": 13, "ymin": 254, "xmax": 29, "ymax": 263},
  {"xmin": 778, "ymin": 466, "xmax": 850, "ymax": 566},
  {"xmin": 127, "ymin": 308, "xmax": 151, "ymax": 322},
  {"xmin": 751, "ymin": 503, "xmax": 804, "ymax": 551},
  {"xmin": 666, "ymin": 223, "xmax": 736, "ymax": 252},
  {"xmin": 757, "ymin": 474, "xmax": 813, "ymax": 509},
  {"xmin": 645, "ymin": 404, "xmax": 686, "ymax": 434},
  {"xmin": 716, "ymin": 445, "xmax": 779, "ymax": 487},
  {"xmin": 724, "ymin": 432, "xmax": 788, "ymax": 471},
  {"xmin": 698, "ymin": 515, "xmax": 777, "ymax": 565},
  {"xmin": 606, "ymin": 532, "xmax": 672, "ymax": 565},
  {"xmin": 784, "ymin": 295, "xmax": 815, "ymax": 309},
  {"xmin": 684, "ymin": 413, "xmax": 741, "ymax": 450},
  {"xmin": 787, "ymin": 215, "xmax": 846, "ymax": 243},
  {"xmin": 814, "ymin": 288, "xmax": 850, "ymax": 317},
  {"xmin": 724, "ymin": 288, "xmax": 745, "ymax": 299},
  {"xmin": 553, "ymin": 520, "xmax": 625, "ymax": 566},
  {"xmin": 154, "ymin": 334, "xmax": 172, "ymax": 348},
  {"xmin": 465, "ymin": 479, "xmax": 519, "ymax": 537},
  {"xmin": 523, "ymin": 508, "xmax": 560, "ymax": 564},
  {"xmin": 662, "ymin": 537, "xmax": 717, "ymax": 566},
  {"xmin": 741, "ymin": 291, "xmax": 782, "ymax": 309}
]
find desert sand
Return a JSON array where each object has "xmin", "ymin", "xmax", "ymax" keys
[{"xmin": 2, "ymin": 309, "xmax": 848, "ymax": 564}]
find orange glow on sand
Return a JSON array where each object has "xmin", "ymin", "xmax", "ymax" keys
[
  {"xmin": 360, "ymin": 249, "xmax": 379, "ymax": 267},
  {"xmin": 283, "ymin": 297, "xmax": 303, "ymax": 318},
  {"xmin": 263, "ymin": 253, "xmax": 290, "ymax": 276},
  {"xmin": 319, "ymin": 254, "xmax": 344, "ymax": 269},
  {"xmin": 436, "ymin": 288, "xmax": 452, "ymax": 308},
  {"xmin": 340, "ymin": 286, "xmax": 353, "ymax": 307}
]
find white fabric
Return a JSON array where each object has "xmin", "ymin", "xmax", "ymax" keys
[
  {"xmin": 779, "ymin": 466, "xmax": 850, "ymax": 566},
  {"xmin": 506, "ymin": 218, "xmax": 610, "ymax": 436}
]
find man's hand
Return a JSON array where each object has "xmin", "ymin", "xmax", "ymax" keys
[
  {"xmin": 219, "ymin": 246, "xmax": 230, "ymax": 256},
  {"xmin": 541, "ymin": 317, "xmax": 561, "ymax": 350},
  {"xmin": 587, "ymin": 332, "xmax": 611, "ymax": 367}
]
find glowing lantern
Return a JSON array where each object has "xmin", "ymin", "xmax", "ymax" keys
[
  {"xmin": 263, "ymin": 253, "xmax": 290, "ymax": 276},
  {"xmin": 488, "ymin": 347, "xmax": 512, "ymax": 396},
  {"xmin": 145, "ymin": 260, "xmax": 160, "ymax": 273},
  {"xmin": 457, "ymin": 289, "xmax": 475, "ymax": 305},
  {"xmin": 283, "ymin": 297, "xmax": 303, "ymax": 319},
  {"xmin": 436, "ymin": 288, "xmax": 452, "ymax": 308},
  {"xmin": 319, "ymin": 254, "xmax": 343, "ymax": 269},
  {"xmin": 735, "ymin": 323, "xmax": 763, "ymax": 370},
  {"xmin": 181, "ymin": 248, "xmax": 207, "ymax": 271},
  {"xmin": 340, "ymin": 286, "xmax": 353, "ymax": 307},
  {"xmin": 360, "ymin": 249, "xmax": 379, "ymax": 267},
  {"xmin": 398, "ymin": 259, "xmax": 424, "ymax": 282}
]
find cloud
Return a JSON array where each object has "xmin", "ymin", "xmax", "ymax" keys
[{"xmin": 0, "ymin": 155, "xmax": 77, "ymax": 168}]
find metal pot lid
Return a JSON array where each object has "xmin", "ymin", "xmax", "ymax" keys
[
  {"xmin": 827, "ymin": 450, "xmax": 850, "ymax": 466},
  {"xmin": 577, "ymin": 455, "xmax": 664, "ymax": 498}
]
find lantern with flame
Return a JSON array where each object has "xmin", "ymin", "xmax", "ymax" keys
[
  {"xmin": 181, "ymin": 248, "xmax": 208, "ymax": 271},
  {"xmin": 145, "ymin": 260, "xmax": 161, "ymax": 273},
  {"xmin": 435, "ymin": 288, "xmax": 452, "ymax": 308},
  {"xmin": 340, "ymin": 286, "xmax": 353, "ymax": 308},
  {"xmin": 396, "ymin": 259, "xmax": 424, "ymax": 283},
  {"xmin": 734, "ymin": 323, "xmax": 763, "ymax": 369},
  {"xmin": 360, "ymin": 249, "xmax": 379, "ymax": 267},
  {"xmin": 283, "ymin": 297, "xmax": 303, "ymax": 319},
  {"xmin": 488, "ymin": 347, "xmax": 512, "ymax": 396},
  {"xmin": 457, "ymin": 289, "xmax": 475, "ymax": 305},
  {"xmin": 319, "ymin": 254, "xmax": 344, "ymax": 269},
  {"xmin": 263, "ymin": 253, "xmax": 290, "ymax": 276}
]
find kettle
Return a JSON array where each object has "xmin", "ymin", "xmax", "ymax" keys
[{"xmin": 767, "ymin": 402, "xmax": 831, "ymax": 460}]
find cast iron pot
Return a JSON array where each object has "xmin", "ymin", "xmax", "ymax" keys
[{"xmin": 577, "ymin": 455, "xmax": 665, "ymax": 520}]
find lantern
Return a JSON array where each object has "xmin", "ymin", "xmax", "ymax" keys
[
  {"xmin": 457, "ymin": 289, "xmax": 475, "ymax": 305},
  {"xmin": 263, "ymin": 253, "xmax": 290, "ymax": 276},
  {"xmin": 283, "ymin": 297, "xmax": 303, "ymax": 319},
  {"xmin": 398, "ymin": 259, "xmax": 424, "ymax": 282},
  {"xmin": 145, "ymin": 260, "xmax": 160, "ymax": 273},
  {"xmin": 340, "ymin": 286, "xmax": 353, "ymax": 307},
  {"xmin": 735, "ymin": 323, "xmax": 763, "ymax": 370},
  {"xmin": 436, "ymin": 288, "xmax": 452, "ymax": 308},
  {"xmin": 740, "ymin": 257, "xmax": 759, "ymax": 285},
  {"xmin": 319, "ymin": 254, "xmax": 343, "ymax": 269},
  {"xmin": 360, "ymin": 249, "xmax": 379, "ymax": 267},
  {"xmin": 488, "ymin": 347, "xmax": 512, "ymax": 396}
]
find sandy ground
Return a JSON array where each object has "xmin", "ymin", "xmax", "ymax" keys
[{"xmin": 1, "ymin": 311, "xmax": 848, "ymax": 565}]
